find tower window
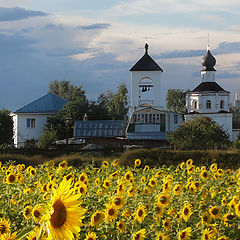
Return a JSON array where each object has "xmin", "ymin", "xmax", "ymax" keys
[
  {"xmin": 220, "ymin": 100, "xmax": 224, "ymax": 109},
  {"xmin": 206, "ymin": 100, "xmax": 211, "ymax": 109}
]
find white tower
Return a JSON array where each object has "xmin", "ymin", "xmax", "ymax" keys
[
  {"xmin": 129, "ymin": 43, "xmax": 163, "ymax": 114},
  {"xmin": 185, "ymin": 46, "xmax": 233, "ymax": 140}
]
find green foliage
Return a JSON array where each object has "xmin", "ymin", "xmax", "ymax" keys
[
  {"xmin": 230, "ymin": 106, "xmax": 240, "ymax": 129},
  {"xmin": 0, "ymin": 109, "xmax": 13, "ymax": 146},
  {"xmin": 39, "ymin": 130, "xmax": 57, "ymax": 149},
  {"xmin": 166, "ymin": 89, "xmax": 188, "ymax": 114},
  {"xmin": 168, "ymin": 116, "xmax": 230, "ymax": 150}
]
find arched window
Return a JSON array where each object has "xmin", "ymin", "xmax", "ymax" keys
[
  {"xmin": 220, "ymin": 100, "xmax": 224, "ymax": 109},
  {"xmin": 206, "ymin": 100, "xmax": 211, "ymax": 109},
  {"xmin": 192, "ymin": 100, "xmax": 197, "ymax": 109}
]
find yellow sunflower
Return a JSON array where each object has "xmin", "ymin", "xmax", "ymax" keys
[
  {"xmin": 162, "ymin": 218, "xmax": 171, "ymax": 231},
  {"xmin": 103, "ymin": 179, "xmax": 111, "ymax": 189},
  {"xmin": 173, "ymin": 184, "xmax": 182, "ymax": 195},
  {"xmin": 0, "ymin": 218, "xmax": 10, "ymax": 237},
  {"xmin": 78, "ymin": 183, "xmax": 87, "ymax": 196},
  {"xmin": 102, "ymin": 160, "xmax": 109, "ymax": 168},
  {"xmin": 209, "ymin": 206, "xmax": 221, "ymax": 220},
  {"xmin": 32, "ymin": 204, "xmax": 45, "ymax": 223},
  {"xmin": 117, "ymin": 182, "xmax": 125, "ymax": 194},
  {"xmin": 6, "ymin": 173, "xmax": 17, "ymax": 184},
  {"xmin": 210, "ymin": 163, "xmax": 217, "ymax": 173},
  {"xmin": 143, "ymin": 165, "xmax": 150, "ymax": 171},
  {"xmin": 132, "ymin": 228, "xmax": 146, "ymax": 240},
  {"xmin": 136, "ymin": 205, "xmax": 146, "ymax": 223},
  {"xmin": 186, "ymin": 159, "xmax": 193, "ymax": 166},
  {"xmin": 181, "ymin": 203, "xmax": 192, "ymax": 221},
  {"xmin": 105, "ymin": 203, "xmax": 118, "ymax": 223},
  {"xmin": 135, "ymin": 159, "xmax": 141, "ymax": 167},
  {"xmin": 217, "ymin": 236, "xmax": 230, "ymax": 240},
  {"xmin": 178, "ymin": 227, "xmax": 191, "ymax": 240},
  {"xmin": 125, "ymin": 171, "xmax": 133, "ymax": 181},
  {"xmin": 84, "ymin": 231, "xmax": 97, "ymax": 240},
  {"xmin": 79, "ymin": 173, "xmax": 88, "ymax": 183},
  {"xmin": 90, "ymin": 211, "xmax": 105, "ymax": 227},
  {"xmin": 156, "ymin": 232, "xmax": 168, "ymax": 240},
  {"xmin": 112, "ymin": 195, "xmax": 125, "ymax": 209},
  {"xmin": 43, "ymin": 178, "xmax": 86, "ymax": 240},
  {"xmin": 157, "ymin": 194, "xmax": 170, "ymax": 208},
  {"xmin": 23, "ymin": 206, "xmax": 32, "ymax": 220},
  {"xmin": 235, "ymin": 202, "xmax": 240, "ymax": 217},
  {"xmin": 58, "ymin": 160, "xmax": 68, "ymax": 169},
  {"xmin": 117, "ymin": 220, "xmax": 125, "ymax": 233},
  {"xmin": 148, "ymin": 177, "xmax": 157, "ymax": 187},
  {"xmin": 202, "ymin": 229, "xmax": 214, "ymax": 240},
  {"xmin": 222, "ymin": 212, "xmax": 236, "ymax": 226},
  {"xmin": 201, "ymin": 212, "xmax": 212, "ymax": 225},
  {"xmin": 141, "ymin": 176, "xmax": 146, "ymax": 184},
  {"xmin": 127, "ymin": 185, "xmax": 136, "ymax": 197}
]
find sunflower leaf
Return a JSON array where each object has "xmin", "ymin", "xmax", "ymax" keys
[{"xmin": 15, "ymin": 227, "xmax": 34, "ymax": 239}]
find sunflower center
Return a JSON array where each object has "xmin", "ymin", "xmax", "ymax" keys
[
  {"xmin": 50, "ymin": 199, "xmax": 67, "ymax": 228},
  {"xmin": 134, "ymin": 233, "xmax": 140, "ymax": 240},
  {"xmin": 119, "ymin": 223, "xmax": 123, "ymax": 228},
  {"xmin": 94, "ymin": 213, "xmax": 100, "ymax": 222},
  {"xmin": 80, "ymin": 176, "xmax": 85, "ymax": 181},
  {"xmin": 227, "ymin": 214, "xmax": 235, "ymax": 220},
  {"xmin": 160, "ymin": 196, "xmax": 167, "ymax": 204},
  {"xmin": 180, "ymin": 231, "xmax": 186, "ymax": 239},
  {"xmin": 0, "ymin": 224, "xmax": 6, "ymax": 234},
  {"xmin": 138, "ymin": 209, "xmax": 143, "ymax": 217},
  {"xmin": 108, "ymin": 208, "xmax": 115, "ymax": 216},
  {"xmin": 212, "ymin": 208, "xmax": 219, "ymax": 215},
  {"xmin": 80, "ymin": 187, "xmax": 84, "ymax": 193},
  {"xmin": 203, "ymin": 216, "xmax": 208, "ymax": 222},
  {"xmin": 34, "ymin": 210, "xmax": 41, "ymax": 218},
  {"xmin": 114, "ymin": 198, "xmax": 121, "ymax": 206},
  {"xmin": 25, "ymin": 208, "xmax": 30, "ymax": 216},
  {"xmin": 184, "ymin": 208, "xmax": 189, "ymax": 215},
  {"xmin": 9, "ymin": 174, "xmax": 16, "ymax": 183}
]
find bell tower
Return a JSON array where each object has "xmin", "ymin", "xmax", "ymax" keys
[{"xmin": 129, "ymin": 42, "xmax": 163, "ymax": 114}]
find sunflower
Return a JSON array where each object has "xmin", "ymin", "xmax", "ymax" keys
[
  {"xmin": 148, "ymin": 177, "xmax": 157, "ymax": 187},
  {"xmin": 43, "ymin": 178, "xmax": 85, "ymax": 240},
  {"xmin": 64, "ymin": 173, "xmax": 74, "ymax": 182},
  {"xmin": 157, "ymin": 194, "xmax": 170, "ymax": 208},
  {"xmin": 103, "ymin": 179, "xmax": 111, "ymax": 189},
  {"xmin": 143, "ymin": 165, "xmax": 150, "ymax": 171},
  {"xmin": 90, "ymin": 211, "xmax": 104, "ymax": 227},
  {"xmin": 141, "ymin": 176, "xmax": 146, "ymax": 184},
  {"xmin": 209, "ymin": 206, "xmax": 221, "ymax": 220},
  {"xmin": 117, "ymin": 220, "xmax": 125, "ymax": 233},
  {"xmin": 58, "ymin": 160, "xmax": 68, "ymax": 169},
  {"xmin": 221, "ymin": 197, "xmax": 227, "ymax": 206},
  {"xmin": 187, "ymin": 166, "xmax": 195, "ymax": 175},
  {"xmin": 201, "ymin": 212, "xmax": 211, "ymax": 225},
  {"xmin": 127, "ymin": 185, "xmax": 136, "ymax": 197},
  {"xmin": 6, "ymin": 173, "xmax": 17, "ymax": 184},
  {"xmin": 79, "ymin": 173, "xmax": 88, "ymax": 183},
  {"xmin": 117, "ymin": 182, "xmax": 125, "ymax": 194},
  {"xmin": 95, "ymin": 178, "xmax": 101, "ymax": 186},
  {"xmin": 207, "ymin": 224, "xmax": 218, "ymax": 237},
  {"xmin": 32, "ymin": 204, "xmax": 45, "ymax": 223},
  {"xmin": 136, "ymin": 205, "xmax": 146, "ymax": 223},
  {"xmin": 235, "ymin": 202, "xmax": 240, "ymax": 217},
  {"xmin": 110, "ymin": 171, "xmax": 119, "ymax": 179},
  {"xmin": 162, "ymin": 218, "xmax": 171, "ymax": 231},
  {"xmin": 132, "ymin": 228, "xmax": 146, "ymax": 240},
  {"xmin": 78, "ymin": 183, "xmax": 87, "ymax": 196},
  {"xmin": 181, "ymin": 203, "xmax": 192, "ymax": 221},
  {"xmin": 112, "ymin": 195, "xmax": 125, "ymax": 209},
  {"xmin": 178, "ymin": 227, "xmax": 191, "ymax": 240},
  {"xmin": 202, "ymin": 229, "xmax": 214, "ymax": 240},
  {"xmin": 156, "ymin": 232, "xmax": 168, "ymax": 240},
  {"xmin": 135, "ymin": 159, "xmax": 141, "ymax": 167},
  {"xmin": 23, "ymin": 206, "xmax": 32, "ymax": 220},
  {"xmin": 217, "ymin": 236, "xmax": 230, "ymax": 240},
  {"xmin": 173, "ymin": 184, "xmax": 182, "ymax": 195},
  {"xmin": 29, "ymin": 167, "xmax": 37, "ymax": 176},
  {"xmin": 112, "ymin": 159, "xmax": 119, "ymax": 166},
  {"xmin": 125, "ymin": 171, "xmax": 133, "ymax": 181},
  {"xmin": 2, "ymin": 231, "xmax": 17, "ymax": 240},
  {"xmin": 84, "ymin": 231, "xmax": 97, "ymax": 240},
  {"xmin": 0, "ymin": 218, "xmax": 10, "ymax": 237},
  {"xmin": 210, "ymin": 163, "xmax": 217, "ymax": 173},
  {"xmin": 222, "ymin": 213, "xmax": 236, "ymax": 226},
  {"xmin": 41, "ymin": 183, "xmax": 48, "ymax": 192},
  {"xmin": 105, "ymin": 203, "xmax": 118, "ymax": 223},
  {"xmin": 154, "ymin": 203, "xmax": 164, "ymax": 221},
  {"xmin": 186, "ymin": 159, "xmax": 193, "ymax": 166},
  {"xmin": 102, "ymin": 160, "xmax": 109, "ymax": 168}
]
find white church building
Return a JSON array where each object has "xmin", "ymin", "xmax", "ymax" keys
[
  {"xmin": 185, "ymin": 46, "xmax": 233, "ymax": 141},
  {"xmin": 126, "ymin": 43, "xmax": 183, "ymax": 140}
]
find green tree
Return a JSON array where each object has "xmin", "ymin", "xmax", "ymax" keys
[
  {"xmin": 0, "ymin": 109, "xmax": 13, "ymax": 146},
  {"xmin": 166, "ymin": 89, "xmax": 188, "ymax": 114},
  {"xmin": 168, "ymin": 117, "xmax": 230, "ymax": 150},
  {"xmin": 49, "ymin": 80, "xmax": 87, "ymax": 102}
]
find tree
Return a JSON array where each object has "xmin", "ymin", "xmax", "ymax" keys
[
  {"xmin": 49, "ymin": 80, "xmax": 87, "ymax": 103},
  {"xmin": 0, "ymin": 109, "xmax": 13, "ymax": 146},
  {"xmin": 168, "ymin": 117, "xmax": 230, "ymax": 150},
  {"xmin": 166, "ymin": 89, "xmax": 188, "ymax": 114}
]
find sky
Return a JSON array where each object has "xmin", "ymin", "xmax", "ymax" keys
[{"xmin": 1, "ymin": 0, "xmax": 240, "ymax": 111}]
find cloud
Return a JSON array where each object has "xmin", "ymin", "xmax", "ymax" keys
[
  {"xmin": 0, "ymin": 7, "xmax": 48, "ymax": 22},
  {"xmin": 46, "ymin": 47, "xmax": 87, "ymax": 57},
  {"xmin": 217, "ymin": 71, "xmax": 240, "ymax": 79},
  {"xmin": 77, "ymin": 23, "xmax": 111, "ymax": 30},
  {"xmin": 156, "ymin": 49, "xmax": 205, "ymax": 59},
  {"xmin": 44, "ymin": 23, "xmax": 64, "ymax": 30}
]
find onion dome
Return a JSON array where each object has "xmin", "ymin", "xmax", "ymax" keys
[{"xmin": 201, "ymin": 46, "xmax": 216, "ymax": 71}]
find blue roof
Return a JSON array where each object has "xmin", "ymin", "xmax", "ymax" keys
[
  {"xmin": 14, "ymin": 93, "xmax": 67, "ymax": 113},
  {"xmin": 74, "ymin": 120, "xmax": 126, "ymax": 138}
]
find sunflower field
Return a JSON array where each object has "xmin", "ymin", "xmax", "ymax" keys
[{"xmin": 0, "ymin": 158, "xmax": 240, "ymax": 240}]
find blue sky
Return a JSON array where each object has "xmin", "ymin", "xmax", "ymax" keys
[{"xmin": 1, "ymin": 0, "xmax": 240, "ymax": 111}]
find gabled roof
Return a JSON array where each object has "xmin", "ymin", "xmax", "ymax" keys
[
  {"xmin": 14, "ymin": 93, "xmax": 67, "ymax": 114},
  {"xmin": 191, "ymin": 82, "xmax": 228, "ymax": 93},
  {"xmin": 74, "ymin": 120, "xmax": 126, "ymax": 138},
  {"xmin": 130, "ymin": 43, "xmax": 163, "ymax": 72}
]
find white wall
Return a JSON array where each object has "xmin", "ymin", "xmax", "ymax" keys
[{"xmin": 12, "ymin": 113, "xmax": 52, "ymax": 148}]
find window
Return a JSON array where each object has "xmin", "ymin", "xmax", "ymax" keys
[
  {"xmin": 192, "ymin": 100, "xmax": 197, "ymax": 109},
  {"xmin": 220, "ymin": 100, "xmax": 224, "ymax": 109},
  {"xmin": 174, "ymin": 114, "xmax": 178, "ymax": 124},
  {"xmin": 206, "ymin": 100, "xmax": 211, "ymax": 109},
  {"xmin": 26, "ymin": 118, "xmax": 35, "ymax": 128}
]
